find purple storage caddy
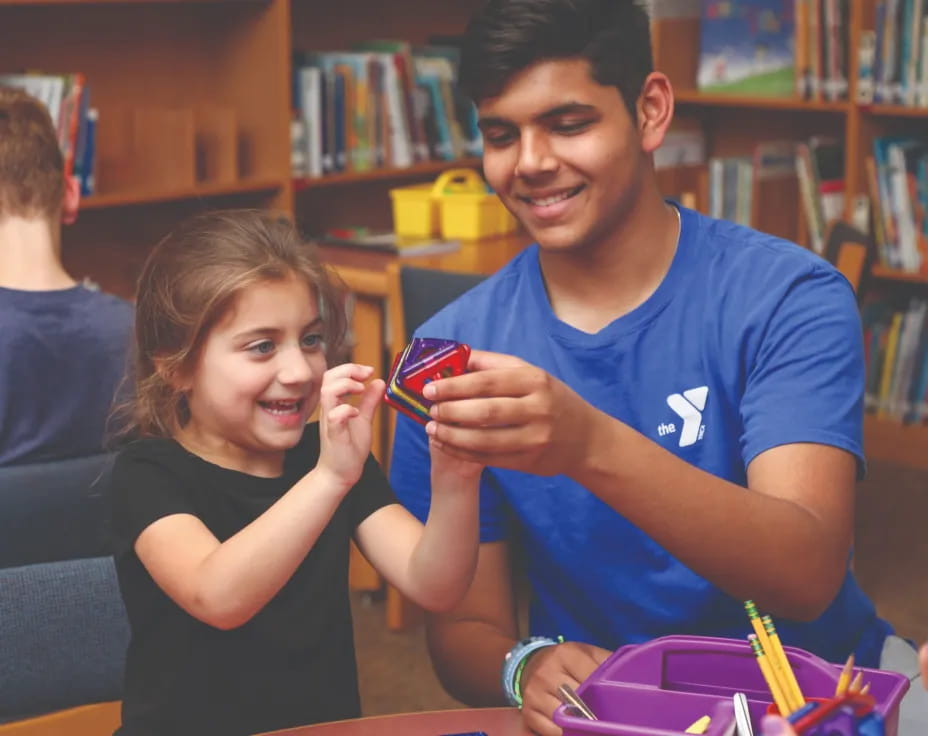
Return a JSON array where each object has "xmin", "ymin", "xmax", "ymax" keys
[{"xmin": 553, "ymin": 635, "xmax": 910, "ymax": 736}]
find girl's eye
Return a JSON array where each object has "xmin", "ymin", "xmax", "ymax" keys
[
  {"xmin": 301, "ymin": 333, "xmax": 323, "ymax": 350},
  {"xmin": 247, "ymin": 340, "xmax": 275, "ymax": 355}
]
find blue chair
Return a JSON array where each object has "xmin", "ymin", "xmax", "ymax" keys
[
  {"xmin": 0, "ymin": 453, "xmax": 115, "ymax": 568},
  {"xmin": 395, "ymin": 265, "xmax": 487, "ymax": 339},
  {"xmin": 0, "ymin": 556, "xmax": 129, "ymax": 735},
  {"xmin": 383, "ymin": 264, "xmax": 487, "ymax": 630}
]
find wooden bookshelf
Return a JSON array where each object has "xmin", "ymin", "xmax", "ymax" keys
[
  {"xmin": 674, "ymin": 90, "xmax": 850, "ymax": 113},
  {"xmin": 864, "ymin": 416, "xmax": 928, "ymax": 471},
  {"xmin": 293, "ymin": 158, "xmax": 481, "ymax": 192},
  {"xmin": 81, "ymin": 177, "xmax": 286, "ymax": 210},
  {"xmin": 863, "ymin": 105, "xmax": 928, "ymax": 119},
  {"xmin": 870, "ymin": 266, "xmax": 928, "ymax": 286},
  {"xmin": 2, "ymin": 0, "xmax": 293, "ymax": 297}
]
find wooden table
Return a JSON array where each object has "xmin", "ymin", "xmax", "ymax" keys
[
  {"xmin": 320, "ymin": 234, "xmax": 529, "ymax": 626},
  {"xmin": 261, "ymin": 707, "xmax": 529, "ymax": 736}
]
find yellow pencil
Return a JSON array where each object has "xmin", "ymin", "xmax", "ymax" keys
[
  {"xmin": 749, "ymin": 634, "xmax": 793, "ymax": 716},
  {"xmin": 762, "ymin": 615, "xmax": 806, "ymax": 710},
  {"xmin": 684, "ymin": 715, "xmax": 712, "ymax": 734},
  {"xmin": 745, "ymin": 602, "xmax": 792, "ymax": 708},
  {"xmin": 835, "ymin": 654, "xmax": 855, "ymax": 696},
  {"xmin": 860, "ymin": 682, "xmax": 871, "ymax": 695}
]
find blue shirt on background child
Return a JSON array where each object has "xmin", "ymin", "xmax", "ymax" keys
[{"xmin": 0, "ymin": 283, "xmax": 133, "ymax": 466}]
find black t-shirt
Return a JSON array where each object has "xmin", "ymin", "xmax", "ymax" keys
[{"xmin": 110, "ymin": 424, "xmax": 396, "ymax": 736}]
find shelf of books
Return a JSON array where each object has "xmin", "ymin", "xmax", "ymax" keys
[
  {"xmin": 2, "ymin": 0, "xmax": 292, "ymax": 297},
  {"xmin": 648, "ymin": 1, "xmax": 928, "ymax": 470}
]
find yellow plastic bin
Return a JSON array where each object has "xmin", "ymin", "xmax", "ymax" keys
[
  {"xmin": 389, "ymin": 180, "xmax": 441, "ymax": 238},
  {"xmin": 390, "ymin": 168, "xmax": 518, "ymax": 240}
]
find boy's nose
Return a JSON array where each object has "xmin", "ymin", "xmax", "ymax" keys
[{"xmin": 515, "ymin": 131, "xmax": 557, "ymax": 178}]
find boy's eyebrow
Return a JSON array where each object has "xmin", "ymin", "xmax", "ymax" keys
[{"xmin": 478, "ymin": 102, "xmax": 598, "ymax": 129}]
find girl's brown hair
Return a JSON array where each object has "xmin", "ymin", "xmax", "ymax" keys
[{"xmin": 126, "ymin": 209, "xmax": 348, "ymax": 438}]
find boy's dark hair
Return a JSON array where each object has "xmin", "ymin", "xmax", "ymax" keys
[{"xmin": 459, "ymin": 0, "xmax": 653, "ymax": 115}]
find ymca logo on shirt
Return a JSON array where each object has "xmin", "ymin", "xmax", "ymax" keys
[{"xmin": 657, "ymin": 386, "xmax": 708, "ymax": 447}]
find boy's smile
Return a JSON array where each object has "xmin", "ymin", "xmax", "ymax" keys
[
  {"xmin": 175, "ymin": 274, "xmax": 326, "ymax": 477},
  {"xmin": 517, "ymin": 184, "xmax": 586, "ymax": 221}
]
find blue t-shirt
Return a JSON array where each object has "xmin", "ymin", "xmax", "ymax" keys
[
  {"xmin": 391, "ymin": 205, "xmax": 892, "ymax": 667},
  {"xmin": 0, "ymin": 284, "xmax": 134, "ymax": 466}
]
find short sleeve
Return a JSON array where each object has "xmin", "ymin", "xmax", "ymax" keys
[
  {"xmin": 389, "ymin": 412, "xmax": 509, "ymax": 543},
  {"xmin": 110, "ymin": 443, "xmax": 198, "ymax": 552},
  {"xmin": 346, "ymin": 453, "xmax": 398, "ymax": 528},
  {"xmin": 740, "ymin": 265, "xmax": 865, "ymax": 472}
]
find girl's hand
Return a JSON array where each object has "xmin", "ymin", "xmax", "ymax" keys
[{"xmin": 317, "ymin": 363, "xmax": 384, "ymax": 489}]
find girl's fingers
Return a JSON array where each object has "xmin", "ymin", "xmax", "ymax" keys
[
  {"xmin": 320, "ymin": 378, "xmax": 369, "ymax": 410},
  {"xmin": 326, "ymin": 363, "xmax": 374, "ymax": 381},
  {"xmin": 356, "ymin": 379, "xmax": 385, "ymax": 421},
  {"xmin": 325, "ymin": 403, "xmax": 359, "ymax": 427}
]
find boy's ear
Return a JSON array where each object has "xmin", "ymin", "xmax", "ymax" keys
[
  {"xmin": 61, "ymin": 175, "xmax": 80, "ymax": 225},
  {"xmin": 636, "ymin": 72, "xmax": 674, "ymax": 155}
]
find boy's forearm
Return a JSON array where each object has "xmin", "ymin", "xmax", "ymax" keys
[
  {"xmin": 573, "ymin": 413, "xmax": 851, "ymax": 618},
  {"xmin": 426, "ymin": 617, "xmax": 514, "ymax": 706}
]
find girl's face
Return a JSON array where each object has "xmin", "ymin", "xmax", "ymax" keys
[{"xmin": 176, "ymin": 274, "xmax": 327, "ymax": 477}]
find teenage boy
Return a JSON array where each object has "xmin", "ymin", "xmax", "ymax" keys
[
  {"xmin": 389, "ymin": 1, "xmax": 928, "ymax": 735},
  {"xmin": 0, "ymin": 86, "xmax": 132, "ymax": 466}
]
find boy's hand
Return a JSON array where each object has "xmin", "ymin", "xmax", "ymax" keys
[
  {"xmin": 317, "ymin": 363, "xmax": 384, "ymax": 489},
  {"xmin": 423, "ymin": 350, "xmax": 601, "ymax": 476},
  {"xmin": 519, "ymin": 641, "xmax": 611, "ymax": 736}
]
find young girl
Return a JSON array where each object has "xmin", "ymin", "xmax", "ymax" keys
[{"xmin": 110, "ymin": 209, "xmax": 482, "ymax": 736}]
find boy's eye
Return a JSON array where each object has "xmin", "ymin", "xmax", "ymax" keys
[
  {"xmin": 301, "ymin": 333, "xmax": 323, "ymax": 350},
  {"xmin": 247, "ymin": 340, "xmax": 275, "ymax": 355},
  {"xmin": 552, "ymin": 119, "xmax": 592, "ymax": 134},
  {"xmin": 482, "ymin": 128, "xmax": 516, "ymax": 147}
]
